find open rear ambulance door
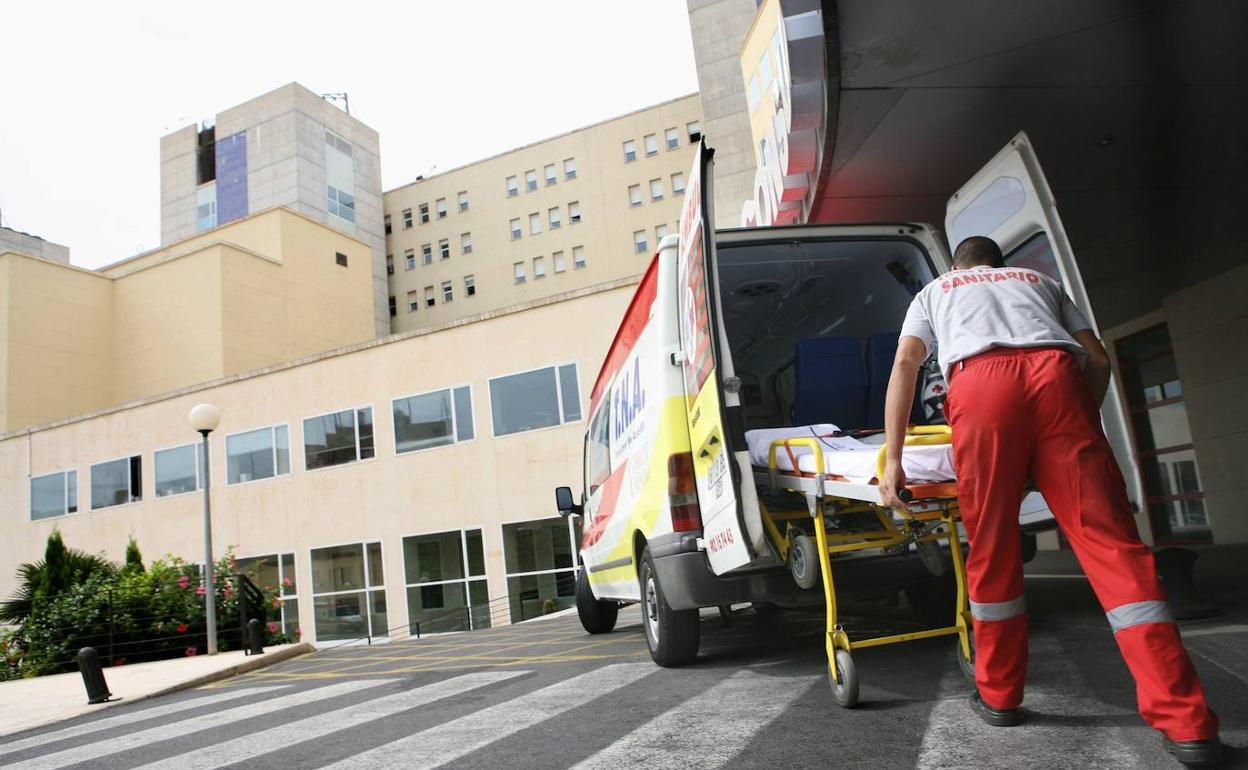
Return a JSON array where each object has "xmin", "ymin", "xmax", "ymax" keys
[
  {"xmin": 676, "ymin": 142, "xmax": 764, "ymax": 575},
  {"xmin": 945, "ymin": 131, "xmax": 1145, "ymax": 517}
]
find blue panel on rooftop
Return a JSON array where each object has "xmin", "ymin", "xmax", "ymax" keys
[{"xmin": 216, "ymin": 131, "xmax": 249, "ymax": 225}]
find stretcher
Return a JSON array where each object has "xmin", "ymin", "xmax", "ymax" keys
[{"xmin": 749, "ymin": 425, "xmax": 974, "ymax": 707}]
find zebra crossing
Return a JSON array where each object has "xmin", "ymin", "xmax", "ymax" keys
[{"xmin": 0, "ymin": 627, "xmax": 1238, "ymax": 770}]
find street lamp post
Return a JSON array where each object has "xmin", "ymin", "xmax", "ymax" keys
[{"xmin": 189, "ymin": 403, "xmax": 222, "ymax": 655}]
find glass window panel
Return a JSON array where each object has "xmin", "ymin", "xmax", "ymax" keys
[
  {"xmin": 311, "ymin": 543, "xmax": 365, "ymax": 593},
  {"xmin": 304, "ymin": 410, "xmax": 358, "ymax": 469},
  {"xmin": 313, "ymin": 593, "xmax": 367, "ymax": 641},
  {"xmin": 468, "ymin": 580, "xmax": 491, "ymax": 629},
  {"xmin": 155, "ymin": 444, "xmax": 199, "ymax": 497},
  {"xmin": 453, "ymin": 387, "xmax": 474, "ymax": 441},
  {"xmin": 394, "ymin": 391, "xmax": 454, "ymax": 453},
  {"xmin": 367, "ymin": 542, "xmax": 385, "ymax": 588},
  {"xmin": 466, "ymin": 529, "xmax": 485, "ymax": 577},
  {"xmin": 1003, "ymin": 232, "xmax": 1061, "ymax": 284},
  {"xmin": 502, "ymin": 518, "xmax": 574, "ymax": 575},
  {"xmin": 282, "ymin": 598, "xmax": 299, "ymax": 638},
  {"xmin": 358, "ymin": 408, "xmax": 374, "ymax": 460},
  {"xmin": 559, "ymin": 364, "xmax": 581, "ymax": 421},
  {"xmin": 67, "ymin": 470, "xmax": 77, "ymax": 513},
  {"xmin": 31, "ymin": 473, "xmax": 68, "ymax": 520},
  {"xmin": 406, "ymin": 582, "xmax": 469, "ymax": 634},
  {"xmin": 91, "ymin": 457, "xmax": 133, "ymax": 509},
  {"xmin": 490, "ymin": 367, "xmax": 561, "ymax": 436},
  {"xmin": 228, "ymin": 428, "xmax": 276, "ymax": 483},
  {"xmin": 275, "ymin": 425, "xmax": 290, "ymax": 475},
  {"xmin": 236, "ymin": 554, "xmax": 281, "ymax": 592},
  {"xmin": 403, "ymin": 531, "xmax": 466, "ymax": 584},
  {"xmin": 281, "ymin": 552, "xmax": 297, "ymax": 595},
  {"xmin": 1131, "ymin": 403, "xmax": 1193, "ymax": 452},
  {"xmin": 949, "ymin": 175, "xmax": 1027, "ymax": 247},
  {"xmin": 505, "ymin": 572, "xmax": 576, "ymax": 623},
  {"xmin": 368, "ymin": 589, "xmax": 388, "ymax": 637}
]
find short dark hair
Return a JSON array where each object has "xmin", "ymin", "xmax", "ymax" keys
[{"xmin": 954, "ymin": 236, "xmax": 1005, "ymax": 268}]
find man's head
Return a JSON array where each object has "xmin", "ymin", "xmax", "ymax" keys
[{"xmin": 953, "ymin": 236, "xmax": 1005, "ymax": 269}]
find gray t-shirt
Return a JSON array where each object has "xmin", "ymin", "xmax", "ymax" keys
[{"xmin": 900, "ymin": 266, "xmax": 1092, "ymax": 381}]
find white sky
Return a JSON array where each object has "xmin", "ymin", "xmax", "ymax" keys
[{"xmin": 0, "ymin": 1, "xmax": 700, "ymax": 269}]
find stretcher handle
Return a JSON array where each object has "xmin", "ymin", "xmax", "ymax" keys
[{"xmin": 876, "ymin": 425, "xmax": 952, "ymax": 509}]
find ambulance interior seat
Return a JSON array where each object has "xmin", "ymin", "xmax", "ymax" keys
[
  {"xmin": 792, "ymin": 337, "xmax": 867, "ymax": 430},
  {"xmin": 865, "ymin": 332, "xmax": 925, "ymax": 427}
]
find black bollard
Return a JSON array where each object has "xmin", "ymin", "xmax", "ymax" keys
[
  {"xmin": 1155, "ymin": 547, "xmax": 1222, "ymax": 621},
  {"xmin": 247, "ymin": 618, "xmax": 265, "ymax": 656},
  {"xmin": 78, "ymin": 647, "xmax": 113, "ymax": 704}
]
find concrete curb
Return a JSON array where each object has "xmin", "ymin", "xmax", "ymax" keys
[{"xmin": 138, "ymin": 642, "xmax": 316, "ymax": 700}]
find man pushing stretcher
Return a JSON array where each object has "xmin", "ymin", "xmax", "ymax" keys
[{"xmin": 879, "ymin": 236, "xmax": 1223, "ymax": 767}]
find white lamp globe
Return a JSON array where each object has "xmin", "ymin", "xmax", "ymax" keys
[{"xmin": 189, "ymin": 403, "xmax": 222, "ymax": 433}]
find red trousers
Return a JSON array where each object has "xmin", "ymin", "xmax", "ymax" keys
[{"xmin": 944, "ymin": 347, "xmax": 1218, "ymax": 741}]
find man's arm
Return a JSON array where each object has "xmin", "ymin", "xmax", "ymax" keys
[
  {"xmin": 1073, "ymin": 329, "xmax": 1112, "ymax": 405},
  {"xmin": 879, "ymin": 336, "xmax": 928, "ymax": 511}
]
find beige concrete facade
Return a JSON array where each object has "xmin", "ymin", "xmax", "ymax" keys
[
  {"xmin": 0, "ymin": 208, "xmax": 375, "ymax": 433},
  {"xmin": 1, "ymin": 281, "xmax": 634, "ymax": 642},
  {"xmin": 382, "ymin": 94, "xmax": 701, "ymax": 332}
]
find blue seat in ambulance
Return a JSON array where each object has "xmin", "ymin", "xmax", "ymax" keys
[
  {"xmin": 865, "ymin": 332, "xmax": 923, "ymax": 428},
  {"xmin": 792, "ymin": 337, "xmax": 866, "ymax": 430}
]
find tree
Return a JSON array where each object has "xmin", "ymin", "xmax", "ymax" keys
[
  {"xmin": 0, "ymin": 530, "xmax": 116, "ymax": 624},
  {"xmin": 123, "ymin": 537, "xmax": 145, "ymax": 576}
]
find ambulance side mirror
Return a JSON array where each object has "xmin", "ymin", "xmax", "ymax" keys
[{"xmin": 555, "ymin": 486, "xmax": 583, "ymax": 517}]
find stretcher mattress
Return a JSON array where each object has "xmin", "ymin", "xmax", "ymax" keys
[{"xmin": 745, "ymin": 424, "xmax": 956, "ymax": 484}]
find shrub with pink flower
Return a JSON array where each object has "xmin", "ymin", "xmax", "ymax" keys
[
  {"xmin": 177, "ymin": 575, "xmax": 190, "ymax": 590},
  {"xmin": 195, "ymin": 586, "xmax": 207, "ymax": 596},
  {"xmin": 185, "ymin": 647, "xmax": 198, "ymax": 657},
  {"xmin": 176, "ymin": 623, "xmax": 188, "ymax": 633},
  {"xmin": 267, "ymin": 622, "xmax": 279, "ymax": 634}
]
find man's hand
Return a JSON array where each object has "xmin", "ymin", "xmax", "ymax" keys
[
  {"xmin": 1073, "ymin": 329, "xmax": 1111, "ymax": 405},
  {"xmin": 879, "ymin": 460, "xmax": 910, "ymax": 513}
]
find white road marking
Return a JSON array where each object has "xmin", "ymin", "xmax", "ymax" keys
[
  {"xmin": 319, "ymin": 663, "xmax": 657, "ymax": 770},
  {"xmin": 915, "ymin": 634, "xmax": 1150, "ymax": 770},
  {"xmin": 0, "ymin": 686, "xmax": 289, "ymax": 759},
  {"xmin": 572, "ymin": 670, "xmax": 815, "ymax": 769},
  {"xmin": 133, "ymin": 671, "xmax": 527, "ymax": 770},
  {"xmin": 6, "ymin": 680, "xmax": 396, "ymax": 770}
]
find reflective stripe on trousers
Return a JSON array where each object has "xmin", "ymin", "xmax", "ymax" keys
[
  {"xmin": 969, "ymin": 596, "xmax": 1026, "ymax": 622},
  {"xmin": 1107, "ymin": 599, "xmax": 1174, "ymax": 633}
]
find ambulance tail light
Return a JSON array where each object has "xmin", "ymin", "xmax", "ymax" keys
[{"xmin": 668, "ymin": 452, "xmax": 702, "ymax": 532}]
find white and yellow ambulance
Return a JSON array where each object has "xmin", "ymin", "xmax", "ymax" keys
[{"xmin": 555, "ymin": 136, "xmax": 1140, "ymax": 669}]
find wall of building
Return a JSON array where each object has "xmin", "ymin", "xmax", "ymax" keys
[
  {"xmin": 382, "ymin": 95, "xmax": 701, "ymax": 332},
  {"xmin": 0, "ymin": 281, "xmax": 634, "ymax": 641},
  {"xmin": 0, "ymin": 228, "xmax": 70, "ymax": 264}
]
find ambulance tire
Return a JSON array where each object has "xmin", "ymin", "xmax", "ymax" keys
[
  {"xmin": 575, "ymin": 568, "xmax": 619, "ymax": 634},
  {"xmin": 640, "ymin": 549, "xmax": 700, "ymax": 667}
]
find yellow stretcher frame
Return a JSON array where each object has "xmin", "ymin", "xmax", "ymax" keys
[{"xmin": 757, "ymin": 425, "xmax": 973, "ymax": 708}]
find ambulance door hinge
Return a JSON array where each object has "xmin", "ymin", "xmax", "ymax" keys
[{"xmin": 669, "ymin": 350, "xmax": 683, "ymax": 367}]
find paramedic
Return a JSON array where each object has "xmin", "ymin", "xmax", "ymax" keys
[{"xmin": 878, "ymin": 236, "xmax": 1222, "ymax": 767}]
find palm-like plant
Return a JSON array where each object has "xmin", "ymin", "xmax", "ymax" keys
[{"xmin": 0, "ymin": 531, "xmax": 116, "ymax": 624}]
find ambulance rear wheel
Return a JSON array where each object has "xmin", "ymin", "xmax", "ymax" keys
[
  {"xmin": 575, "ymin": 568, "xmax": 619, "ymax": 634},
  {"xmin": 640, "ymin": 549, "xmax": 700, "ymax": 667},
  {"xmin": 829, "ymin": 649, "xmax": 859, "ymax": 708}
]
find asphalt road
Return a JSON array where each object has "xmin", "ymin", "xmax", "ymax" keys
[{"xmin": 2, "ymin": 558, "xmax": 1245, "ymax": 770}]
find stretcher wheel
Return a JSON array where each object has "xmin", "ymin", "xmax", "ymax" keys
[
  {"xmin": 956, "ymin": 634, "xmax": 976, "ymax": 683},
  {"xmin": 788, "ymin": 534, "xmax": 821, "ymax": 590},
  {"xmin": 917, "ymin": 539, "xmax": 946, "ymax": 576},
  {"xmin": 829, "ymin": 649, "xmax": 859, "ymax": 708}
]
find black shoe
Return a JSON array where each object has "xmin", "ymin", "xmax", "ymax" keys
[
  {"xmin": 1163, "ymin": 736, "xmax": 1224, "ymax": 767},
  {"xmin": 969, "ymin": 690, "xmax": 1021, "ymax": 727}
]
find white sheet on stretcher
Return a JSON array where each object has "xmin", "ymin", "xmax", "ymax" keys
[{"xmin": 744, "ymin": 424, "xmax": 956, "ymax": 484}]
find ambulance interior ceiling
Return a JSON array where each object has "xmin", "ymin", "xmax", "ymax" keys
[{"xmin": 716, "ymin": 237, "xmax": 933, "ymax": 427}]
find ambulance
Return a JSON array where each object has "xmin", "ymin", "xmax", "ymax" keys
[{"xmin": 554, "ymin": 134, "xmax": 1140, "ymax": 667}]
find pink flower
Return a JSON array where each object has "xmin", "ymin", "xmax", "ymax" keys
[
  {"xmin": 271, "ymin": 597, "xmax": 282, "ymax": 608},
  {"xmin": 176, "ymin": 623, "xmax": 188, "ymax": 633},
  {"xmin": 177, "ymin": 576, "xmax": 190, "ymax": 589},
  {"xmin": 282, "ymin": 577, "xmax": 293, "ymax": 587},
  {"xmin": 196, "ymin": 586, "xmax": 207, "ymax": 596},
  {"xmin": 185, "ymin": 647, "xmax": 198, "ymax": 657},
  {"xmin": 267, "ymin": 622, "xmax": 279, "ymax": 634},
  {"xmin": 295, "ymin": 627, "xmax": 302, "ymax": 639},
  {"xmin": 223, "ymin": 585, "xmax": 234, "ymax": 598}
]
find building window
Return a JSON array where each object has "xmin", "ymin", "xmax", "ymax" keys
[
  {"xmin": 548, "ymin": 207, "xmax": 561, "ymax": 230},
  {"xmin": 405, "ymin": 248, "xmax": 415, "ymax": 271},
  {"xmin": 325, "ymin": 131, "xmax": 355, "ymax": 224},
  {"xmin": 403, "ymin": 529, "xmax": 490, "ymax": 633},
  {"xmin": 461, "ymin": 232, "xmax": 472, "ymax": 254},
  {"xmin": 524, "ymin": 169, "xmax": 537, "ymax": 192},
  {"xmin": 236, "ymin": 553, "xmax": 299, "ymax": 638},
  {"xmin": 649, "ymin": 178, "xmax": 664, "ymax": 201},
  {"xmin": 442, "ymin": 280, "xmax": 453, "ymax": 302},
  {"xmin": 386, "ymin": 254, "xmax": 394, "ymax": 275},
  {"xmin": 403, "ymin": 209, "xmax": 413, "ymax": 229},
  {"xmin": 458, "ymin": 191, "xmax": 469, "ymax": 212},
  {"xmin": 419, "ymin": 203, "xmax": 430, "ymax": 224},
  {"xmin": 628, "ymin": 185, "xmax": 642, "ymax": 207},
  {"xmin": 30, "ymin": 470, "xmax": 77, "ymax": 521},
  {"xmin": 435, "ymin": 198, "xmax": 447, "ymax": 219},
  {"xmin": 687, "ymin": 121, "xmax": 701, "ymax": 143},
  {"xmin": 196, "ymin": 125, "xmax": 216, "ymax": 185},
  {"xmin": 407, "ymin": 290, "xmax": 419, "ymax": 312},
  {"xmin": 506, "ymin": 176, "xmax": 518, "ymax": 197},
  {"xmin": 393, "ymin": 386, "xmax": 474, "ymax": 454},
  {"xmin": 623, "ymin": 140, "xmax": 637, "ymax": 163},
  {"xmin": 327, "ymin": 185, "xmax": 356, "ymax": 223},
  {"xmin": 510, "ymin": 218, "xmax": 522, "ymax": 240},
  {"xmin": 310, "ymin": 541, "xmax": 386, "ymax": 642},
  {"xmin": 439, "ymin": 239, "xmax": 450, "ymax": 260},
  {"xmin": 529, "ymin": 212, "xmax": 542, "ymax": 235},
  {"xmin": 534, "ymin": 256, "xmax": 546, "ymax": 279},
  {"xmin": 573, "ymin": 245, "xmax": 586, "ymax": 269},
  {"xmin": 465, "ymin": 274, "xmax": 476, "ymax": 296},
  {"xmin": 335, "ymin": 251, "xmax": 348, "ymax": 267},
  {"xmin": 634, "ymin": 230, "xmax": 648, "ymax": 254},
  {"xmin": 655, "ymin": 223, "xmax": 670, "ymax": 242},
  {"xmin": 568, "ymin": 201, "xmax": 581, "ymax": 224},
  {"xmin": 502, "ymin": 517, "xmax": 580, "ymax": 623},
  {"xmin": 384, "ymin": 214, "xmax": 392, "ymax": 235},
  {"xmin": 747, "ymin": 75, "xmax": 761, "ymax": 112},
  {"xmin": 1117, "ymin": 323, "xmax": 1210, "ymax": 543},
  {"xmin": 303, "ymin": 407, "xmax": 374, "ymax": 470},
  {"xmin": 196, "ymin": 184, "xmax": 217, "ymax": 232},
  {"xmin": 489, "ymin": 363, "xmax": 580, "ymax": 437},
  {"xmin": 544, "ymin": 164, "xmax": 557, "ymax": 186},
  {"xmin": 564, "ymin": 158, "xmax": 576, "ymax": 180},
  {"xmin": 553, "ymin": 251, "xmax": 566, "ymax": 274},
  {"xmin": 389, "ymin": 296, "xmax": 397, "ymax": 317},
  {"xmin": 422, "ymin": 244, "xmax": 433, "ymax": 265},
  {"xmin": 514, "ymin": 262, "xmax": 526, "ymax": 284},
  {"xmin": 226, "ymin": 425, "xmax": 291, "ymax": 485},
  {"xmin": 644, "ymin": 133, "xmax": 659, "ymax": 156},
  {"xmin": 90, "ymin": 455, "xmax": 142, "ymax": 510},
  {"xmin": 665, "ymin": 127, "xmax": 679, "ymax": 150},
  {"xmin": 154, "ymin": 443, "xmax": 205, "ymax": 498},
  {"xmin": 672, "ymin": 172, "xmax": 686, "ymax": 195},
  {"xmin": 425, "ymin": 286, "xmax": 435, "ymax": 307}
]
